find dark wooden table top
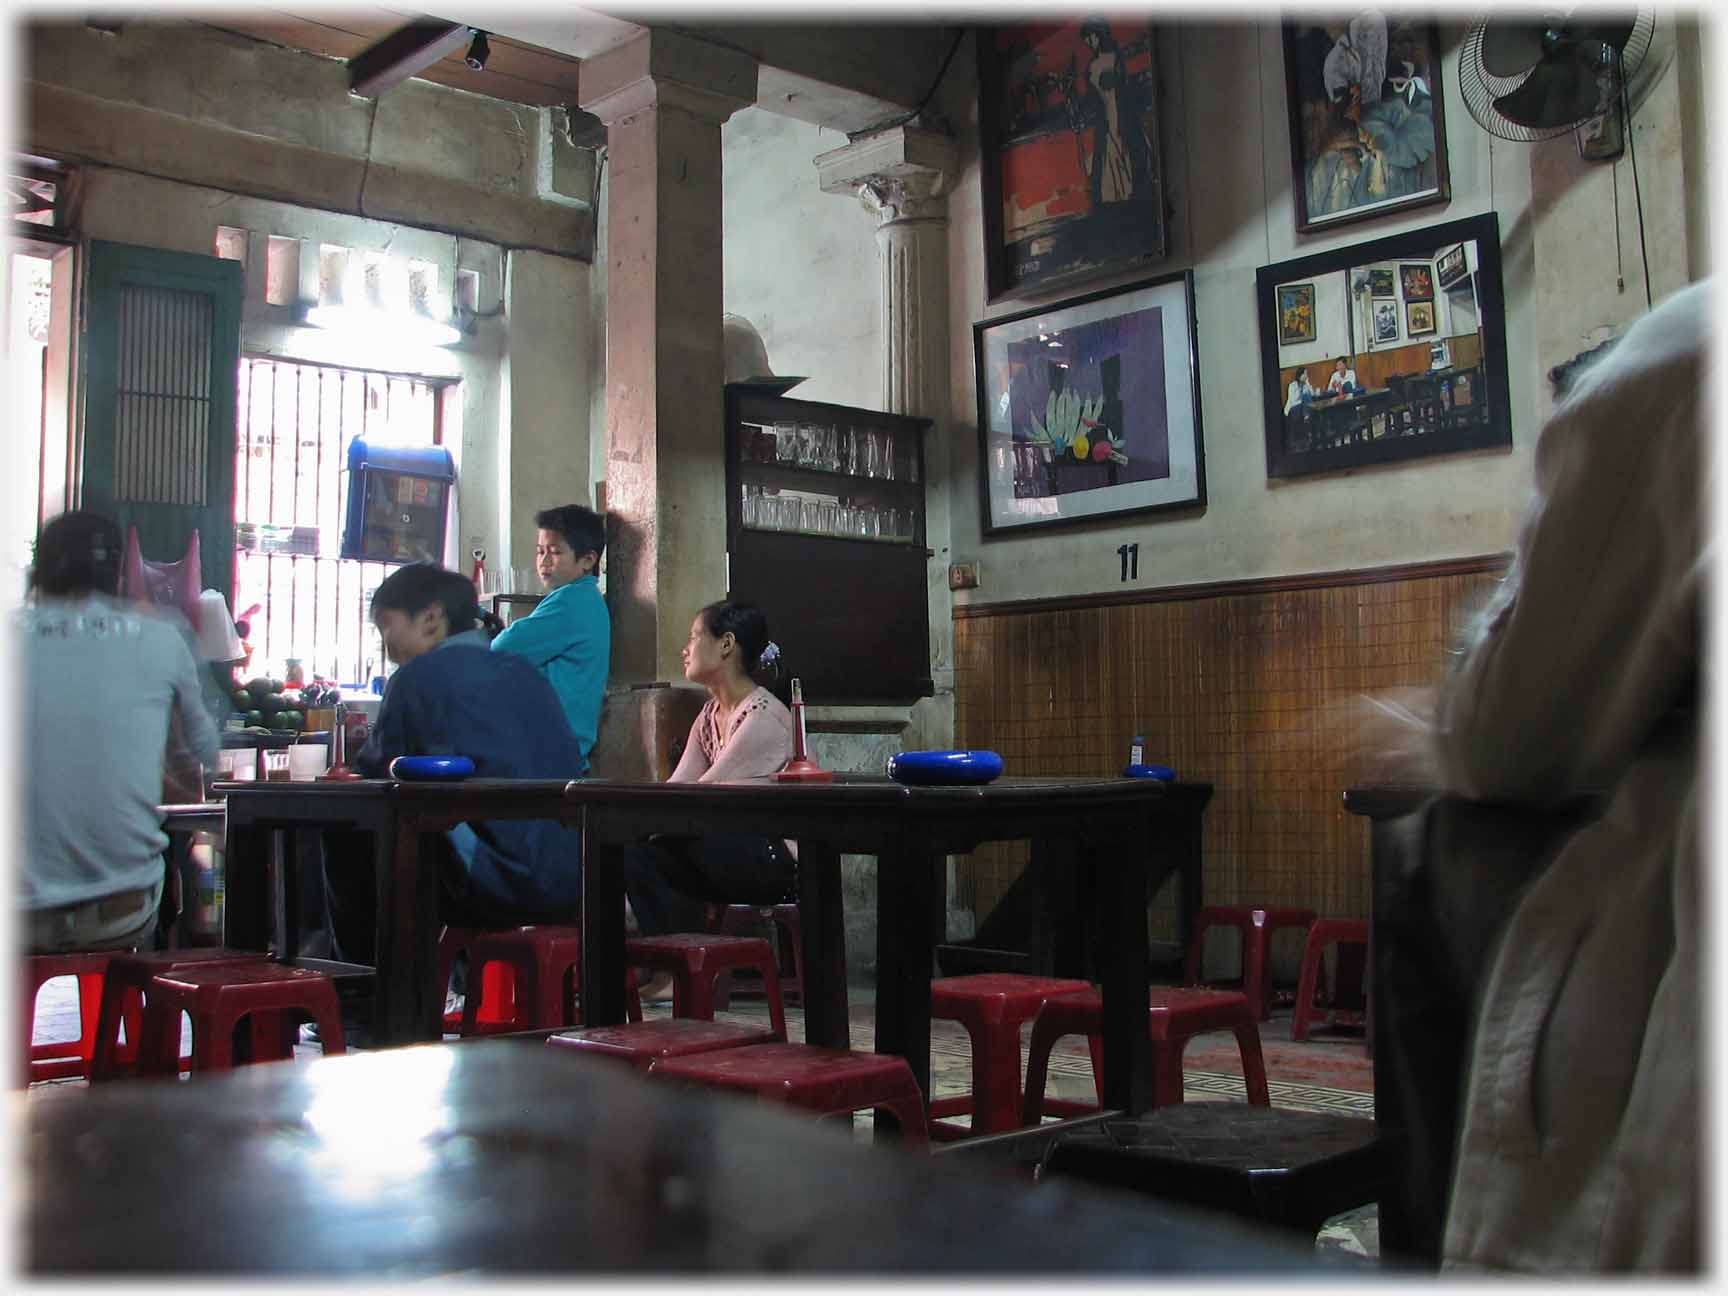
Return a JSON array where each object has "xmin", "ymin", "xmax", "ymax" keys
[{"xmin": 24, "ymin": 1042, "xmax": 1322, "ymax": 1275}]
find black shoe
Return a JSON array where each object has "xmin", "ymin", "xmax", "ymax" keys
[{"xmin": 299, "ymin": 1019, "xmax": 371, "ymax": 1050}]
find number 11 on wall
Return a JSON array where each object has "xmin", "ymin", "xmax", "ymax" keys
[{"xmin": 1117, "ymin": 542, "xmax": 1140, "ymax": 582}]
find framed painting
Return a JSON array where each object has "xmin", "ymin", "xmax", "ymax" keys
[
  {"xmin": 1405, "ymin": 300, "xmax": 1437, "ymax": 336},
  {"xmin": 1255, "ymin": 212, "xmax": 1512, "ymax": 479},
  {"xmin": 977, "ymin": 19, "xmax": 1168, "ymax": 302},
  {"xmin": 1277, "ymin": 283, "xmax": 1317, "ymax": 345},
  {"xmin": 1282, "ymin": 13, "xmax": 1450, "ymax": 234},
  {"xmin": 1372, "ymin": 299, "xmax": 1400, "ymax": 342},
  {"xmin": 1399, "ymin": 262, "xmax": 1435, "ymax": 301},
  {"xmin": 975, "ymin": 270, "xmax": 1204, "ymax": 534},
  {"xmin": 1367, "ymin": 266, "xmax": 1397, "ymax": 297},
  {"xmin": 1436, "ymin": 243, "xmax": 1468, "ymax": 289}
]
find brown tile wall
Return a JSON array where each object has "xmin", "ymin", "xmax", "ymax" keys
[{"xmin": 951, "ymin": 559, "xmax": 1505, "ymax": 938}]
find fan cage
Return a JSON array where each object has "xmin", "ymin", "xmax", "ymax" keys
[{"xmin": 1458, "ymin": 11, "xmax": 1655, "ymax": 143}]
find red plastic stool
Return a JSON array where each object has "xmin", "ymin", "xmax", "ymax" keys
[
  {"xmin": 457, "ymin": 925, "xmax": 644, "ymax": 1036},
  {"xmin": 1021, "ymin": 987, "xmax": 1272, "ymax": 1125},
  {"xmin": 711, "ymin": 903, "xmax": 803, "ymax": 1009},
  {"xmin": 547, "ymin": 1017, "xmax": 778, "ymax": 1070},
  {"xmin": 648, "ymin": 1042, "xmax": 929, "ymax": 1145},
  {"xmin": 625, "ymin": 933, "xmax": 787, "ymax": 1039},
  {"xmin": 21, "ymin": 950, "xmax": 129, "ymax": 1085},
  {"xmin": 90, "ymin": 947, "xmax": 271, "ymax": 1082},
  {"xmin": 925, "ymin": 973, "xmax": 1093, "ymax": 1140},
  {"xmin": 1183, "ymin": 906, "xmax": 1318, "ymax": 1020},
  {"xmin": 136, "ymin": 962, "xmax": 347, "ymax": 1075},
  {"xmin": 1290, "ymin": 917, "xmax": 1370, "ymax": 1042},
  {"xmin": 435, "ymin": 926, "xmax": 646, "ymax": 1036}
]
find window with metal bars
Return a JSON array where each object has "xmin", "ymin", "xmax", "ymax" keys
[{"xmin": 234, "ymin": 357, "xmax": 449, "ymax": 688}]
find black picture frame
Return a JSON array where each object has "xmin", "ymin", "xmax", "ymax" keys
[
  {"xmin": 975, "ymin": 270, "xmax": 1205, "ymax": 535},
  {"xmin": 1282, "ymin": 13, "xmax": 1451, "ymax": 235},
  {"xmin": 1405, "ymin": 300, "xmax": 1437, "ymax": 337},
  {"xmin": 1399, "ymin": 262, "xmax": 1435, "ymax": 302},
  {"xmin": 1367, "ymin": 267, "xmax": 1397, "ymax": 297},
  {"xmin": 1435, "ymin": 243, "xmax": 1468, "ymax": 290},
  {"xmin": 1256, "ymin": 212, "xmax": 1512, "ymax": 480},
  {"xmin": 977, "ymin": 19, "xmax": 1168, "ymax": 302}
]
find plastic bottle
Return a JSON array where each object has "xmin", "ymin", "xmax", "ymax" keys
[{"xmin": 1130, "ymin": 734, "xmax": 1146, "ymax": 767}]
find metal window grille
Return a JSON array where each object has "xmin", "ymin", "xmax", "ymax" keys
[{"xmin": 234, "ymin": 357, "xmax": 444, "ymax": 689}]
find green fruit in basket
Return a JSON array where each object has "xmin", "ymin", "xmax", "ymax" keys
[
  {"xmin": 265, "ymin": 693, "xmax": 289, "ymax": 711},
  {"xmin": 232, "ymin": 690, "xmax": 251, "ymax": 710},
  {"xmin": 279, "ymin": 711, "xmax": 304, "ymax": 730},
  {"xmin": 245, "ymin": 709, "xmax": 265, "ymax": 728}
]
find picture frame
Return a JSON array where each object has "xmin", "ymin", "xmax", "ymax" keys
[
  {"xmin": 1372, "ymin": 299, "xmax": 1400, "ymax": 343},
  {"xmin": 1435, "ymin": 243, "xmax": 1468, "ymax": 290},
  {"xmin": 1367, "ymin": 267, "xmax": 1397, "ymax": 298},
  {"xmin": 975, "ymin": 270, "xmax": 1204, "ymax": 535},
  {"xmin": 1255, "ymin": 212, "xmax": 1512, "ymax": 480},
  {"xmin": 977, "ymin": 19, "xmax": 1168, "ymax": 302},
  {"xmin": 1399, "ymin": 262, "xmax": 1435, "ymax": 302},
  {"xmin": 1282, "ymin": 13, "xmax": 1450, "ymax": 235},
  {"xmin": 1277, "ymin": 283, "xmax": 1317, "ymax": 345}
]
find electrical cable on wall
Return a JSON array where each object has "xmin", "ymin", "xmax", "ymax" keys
[
  {"xmin": 852, "ymin": 26, "xmax": 966, "ymax": 139},
  {"xmin": 1620, "ymin": 49, "xmax": 1654, "ymax": 311}
]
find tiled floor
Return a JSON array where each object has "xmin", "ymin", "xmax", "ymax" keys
[{"xmin": 25, "ymin": 973, "xmax": 1380, "ymax": 1262}]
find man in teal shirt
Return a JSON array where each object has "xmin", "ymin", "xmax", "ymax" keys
[{"xmin": 490, "ymin": 504, "xmax": 610, "ymax": 769}]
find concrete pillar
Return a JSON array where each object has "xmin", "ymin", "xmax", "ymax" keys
[
  {"xmin": 814, "ymin": 126, "xmax": 970, "ymax": 964},
  {"xmin": 815, "ymin": 126, "xmax": 958, "ymax": 418},
  {"xmin": 580, "ymin": 32, "xmax": 758, "ymax": 684}
]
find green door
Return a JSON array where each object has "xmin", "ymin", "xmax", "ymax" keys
[{"xmin": 79, "ymin": 239, "xmax": 242, "ymax": 605}]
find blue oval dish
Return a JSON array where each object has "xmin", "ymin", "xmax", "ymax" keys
[
  {"xmin": 887, "ymin": 750, "xmax": 1005, "ymax": 786},
  {"xmin": 390, "ymin": 755, "xmax": 476, "ymax": 780},
  {"xmin": 1122, "ymin": 763, "xmax": 1176, "ymax": 781}
]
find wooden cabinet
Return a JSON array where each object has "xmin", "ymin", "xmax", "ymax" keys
[{"xmin": 724, "ymin": 386, "xmax": 933, "ymax": 705}]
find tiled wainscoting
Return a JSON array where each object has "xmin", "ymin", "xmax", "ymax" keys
[{"xmin": 952, "ymin": 556, "xmax": 1507, "ymax": 950}]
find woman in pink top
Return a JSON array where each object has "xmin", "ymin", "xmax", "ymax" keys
[{"xmin": 625, "ymin": 601, "xmax": 796, "ymax": 948}]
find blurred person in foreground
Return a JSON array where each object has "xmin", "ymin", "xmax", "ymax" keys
[
  {"xmin": 1359, "ymin": 282, "xmax": 1708, "ymax": 1272},
  {"xmin": 19, "ymin": 510, "xmax": 219, "ymax": 953}
]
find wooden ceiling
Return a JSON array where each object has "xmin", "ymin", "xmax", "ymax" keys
[{"xmin": 198, "ymin": 6, "xmax": 588, "ymax": 108}]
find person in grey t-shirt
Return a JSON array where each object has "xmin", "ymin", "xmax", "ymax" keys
[{"xmin": 20, "ymin": 511, "xmax": 220, "ymax": 953}]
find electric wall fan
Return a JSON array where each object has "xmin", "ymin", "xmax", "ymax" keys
[{"xmin": 1458, "ymin": 10, "xmax": 1656, "ymax": 142}]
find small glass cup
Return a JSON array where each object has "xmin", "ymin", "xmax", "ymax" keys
[
  {"xmin": 774, "ymin": 420, "xmax": 798, "ymax": 465},
  {"xmin": 263, "ymin": 749, "xmax": 292, "ymax": 783}
]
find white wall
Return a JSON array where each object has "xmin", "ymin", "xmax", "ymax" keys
[
  {"xmin": 944, "ymin": 21, "xmax": 1569, "ymax": 605},
  {"xmin": 721, "ymin": 107, "xmax": 881, "ymax": 408}
]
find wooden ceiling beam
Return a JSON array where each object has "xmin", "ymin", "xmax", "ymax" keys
[{"xmin": 348, "ymin": 18, "xmax": 474, "ymax": 98}]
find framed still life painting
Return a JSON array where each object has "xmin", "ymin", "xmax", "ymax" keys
[
  {"xmin": 1282, "ymin": 12, "xmax": 1450, "ymax": 234},
  {"xmin": 975, "ymin": 271, "xmax": 1205, "ymax": 535},
  {"xmin": 1405, "ymin": 300, "xmax": 1437, "ymax": 336},
  {"xmin": 1277, "ymin": 283, "xmax": 1317, "ymax": 344},
  {"xmin": 977, "ymin": 19, "xmax": 1168, "ymax": 302}
]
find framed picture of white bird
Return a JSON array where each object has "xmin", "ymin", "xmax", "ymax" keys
[
  {"xmin": 1282, "ymin": 12, "xmax": 1451, "ymax": 234},
  {"xmin": 973, "ymin": 270, "xmax": 1205, "ymax": 535}
]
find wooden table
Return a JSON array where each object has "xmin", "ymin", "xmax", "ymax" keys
[
  {"xmin": 219, "ymin": 779, "xmax": 579, "ymax": 1046},
  {"xmin": 572, "ymin": 774, "xmax": 1173, "ymax": 1116},
  {"xmin": 23, "ymin": 1042, "xmax": 1319, "ymax": 1275}
]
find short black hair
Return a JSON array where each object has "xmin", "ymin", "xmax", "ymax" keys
[
  {"xmin": 371, "ymin": 562, "xmax": 487, "ymax": 634},
  {"xmin": 535, "ymin": 505, "xmax": 606, "ymax": 564},
  {"xmin": 32, "ymin": 510, "xmax": 123, "ymax": 598}
]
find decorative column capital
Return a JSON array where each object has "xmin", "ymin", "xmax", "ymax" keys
[
  {"xmin": 815, "ymin": 124, "xmax": 958, "ymax": 226},
  {"xmin": 578, "ymin": 29, "xmax": 758, "ymax": 128}
]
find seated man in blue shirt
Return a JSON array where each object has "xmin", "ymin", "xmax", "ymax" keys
[
  {"xmin": 324, "ymin": 563, "xmax": 589, "ymax": 971},
  {"xmin": 20, "ymin": 511, "xmax": 220, "ymax": 953},
  {"xmin": 490, "ymin": 504, "xmax": 610, "ymax": 767}
]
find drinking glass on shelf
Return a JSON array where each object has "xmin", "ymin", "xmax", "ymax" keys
[
  {"xmin": 741, "ymin": 486, "xmax": 761, "ymax": 529},
  {"xmin": 795, "ymin": 423, "xmax": 818, "ymax": 467},
  {"xmin": 843, "ymin": 428, "xmax": 862, "ymax": 476},
  {"xmin": 816, "ymin": 424, "xmax": 840, "ymax": 473},
  {"xmin": 835, "ymin": 504, "xmax": 856, "ymax": 537},
  {"xmin": 816, "ymin": 499, "xmax": 838, "ymax": 536},
  {"xmin": 875, "ymin": 430, "xmax": 896, "ymax": 480},
  {"xmin": 856, "ymin": 504, "xmax": 879, "ymax": 539},
  {"xmin": 774, "ymin": 420, "xmax": 797, "ymax": 465},
  {"xmin": 801, "ymin": 498, "xmax": 823, "ymax": 534}
]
